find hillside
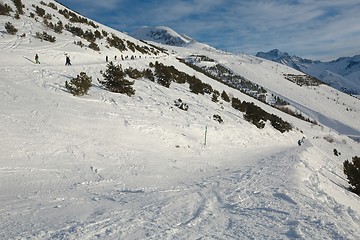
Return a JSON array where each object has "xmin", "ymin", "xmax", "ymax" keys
[
  {"xmin": 133, "ymin": 28, "xmax": 360, "ymax": 140},
  {"xmin": 256, "ymin": 49, "xmax": 360, "ymax": 97},
  {"xmin": 1, "ymin": 0, "xmax": 360, "ymax": 239}
]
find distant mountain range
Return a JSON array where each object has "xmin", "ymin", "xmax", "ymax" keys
[{"xmin": 256, "ymin": 49, "xmax": 360, "ymax": 95}]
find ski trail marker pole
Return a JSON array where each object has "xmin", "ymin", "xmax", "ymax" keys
[{"xmin": 204, "ymin": 126, "xmax": 208, "ymax": 146}]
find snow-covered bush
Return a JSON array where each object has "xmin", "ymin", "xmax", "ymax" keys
[
  {"xmin": 232, "ymin": 97, "xmax": 292, "ymax": 132},
  {"xmin": 343, "ymin": 156, "xmax": 360, "ymax": 195},
  {"xmin": 53, "ymin": 21, "xmax": 63, "ymax": 33},
  {"xmin": 65, "ymin": 72, "xmax": 92, "ymax": 96},
  {"xmin": 35, "ymin": 31, "xmax": 56, "ymax": 42},
  {"xmin": 0, "ymin": 3, "xmax": 12, "ymax": 15},
  {"xmin": 125, "ymin": 67, "xmax": 143, "ymax": 79},
  {"xmin": 323, "ymin": 135, "xmax": 334, "ymax": 143},
  {"xmin": 243, "ymin": 102, "xmax": 266, "ymax": 129},
  {"xmin": 35, "ymin": 5, "xmax": 45, "ymax": 17},
  {"xmin": 4, "ymin": 22, "xmax": 17, "ymax": 35},
  {"xmin": 268, "ymin": 114, "xmax": 293, "ymax": 133},
  {"xmin": 107, "ymin": 34, "xmax": 126, "ymax": 51},
  {"xmin": 212, "ymin": 90, "xmax": 219, "ymax": 102},
  {"xmin": 100, "ymin": 62, "xmax": 135, "ymax": 96},
  {"xmin": 174, "ymin": 99, "xmax": 188, "ymax": 111},
  {"xmin": 47, "ymin": 2, "xmax": 58, "ymax": 10},
  {"xmin": 12, "ymin": 0, "xmax": 24, "ymax": 15},
  {"xmin": 74, "ymin": 41, "xmax": 84, "ymax": 48},
  {"xmin": 149, "ymin": 61, "xmax": 213, "ymax": 93},
  {"xmin": 143, "ymin": 68, "xmax": 155, "ymax": 82},
  {"xmin": 88, "ymin": 41, "xmax": 100, "ymax": 51},
  {"xmin": 333, "ymin": 148, "xmax": 340, "ymax": 156},
  {"xmin": 221, "ymin": 90, "xmax": 230, "ymax": 102},
  {"xmin": 213, "ymin": 114, "xmax": 223, "ymax": 123},
  {"xmin": 187, "ymin": 76, "xmax": 213, "ymax": 95}
]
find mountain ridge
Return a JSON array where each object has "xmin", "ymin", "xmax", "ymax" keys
[
  {"xmin": 130, "ymin": 26, "xmax": 194, "ymax": 46},
  {"xmin": 256, "ymin": 49, "xmax": 360, "ymax": 96}
]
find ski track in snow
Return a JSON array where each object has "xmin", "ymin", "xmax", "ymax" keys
[{"xmin": 2, "ymin": 142, "xmax": 360, "ymax": 239}]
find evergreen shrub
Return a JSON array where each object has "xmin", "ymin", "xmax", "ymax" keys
[
  {"xmin": 344, "ymin": 156, "xmax": 360, "ymax": 195},
  {"xmin": 0, "ymin": 3, "xmax": 12, "ymax": 15},
  {"xmin": 100, "ymin": 62, "xmax": 135, "ymax": 96},
  {"xmin": 5, "ymin": 22, "xmax": 18, "ymax": 34},
  {"xmin": 65, "ymin": 72, "xmax": 92, "ymax": 96}
]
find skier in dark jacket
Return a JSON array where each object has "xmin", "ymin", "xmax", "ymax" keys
[
  {"xmin": 65, "ymin": 56, "xmax": 71, "ymax": 66},
  {"xmin": 35, "ymin": 54, "xmax": 40, "ymax": 64}
]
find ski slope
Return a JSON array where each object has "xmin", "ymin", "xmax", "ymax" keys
[{"xmin": 1, "ymin": 0, "xmax": 360, "ymax": 239}]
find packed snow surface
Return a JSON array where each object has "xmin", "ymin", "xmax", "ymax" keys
[{"xmin": 1, "ymin": 0, "xmax": 360, "ymax": 239}]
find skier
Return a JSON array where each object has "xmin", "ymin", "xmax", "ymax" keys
[
  {"xmin": 65, "ymin": 56, "xmax": 71, "ymax": 66},
  {"xmin": 106, "ymin": 56, "xmax": 108, "ymax": 62},
  {"xmin": 35, "ymin": 54, "xmax": 40, "ymax": 64}
]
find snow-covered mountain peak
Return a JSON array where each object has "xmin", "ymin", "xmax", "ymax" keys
[
  {"xmin": 130, "ymin": 25, "xmax": 194, "ymax": 46},
  {"xmin": 260, "ymin": 49, "xmax": 290, "ymax": 60}
]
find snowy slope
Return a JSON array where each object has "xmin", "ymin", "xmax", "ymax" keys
[
  {"xmin": 153, "ymin": 43, "xmax": 360, "ymax": 139},
  {"xmin": 256, "ymin": 49, "xmax": 360, "ymax": 96},
  {"xmin": 1, "ymin": 1, "xmax": 360, "ymax": 239}
]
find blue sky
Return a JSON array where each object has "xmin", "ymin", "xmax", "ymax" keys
[{"xmin": 56, "ymin": 0, "xmax": 360, "ymax": 61}]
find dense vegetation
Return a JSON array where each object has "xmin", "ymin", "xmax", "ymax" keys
[
  {"xmin": 284, "ymin": 74, "xmax": 323, "ymax": 86},
  {"xmin": 12, "ymin": 0, "xmax": 24, "ymax": 15},
  {"xmin": 232, "ymin": 97, "xmax": 292, "ymax": 132},
  {"xmin": 58, "ymin": 8, "xmax": 98, "ymax": 28},
  {"xmin": 343, "ymin": 156, "xmax": 360, "ymax": 195},
  {"xmin": 0, "ymin": 3, "xmax": 13, "ymax": 15}
]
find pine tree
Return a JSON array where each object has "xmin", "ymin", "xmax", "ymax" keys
[
  {"xmin": 344, "ymin": 156, "xmax": 360, "ymax": 195},
  {"xmin": 221, "ymin": 90, "xmax": 230, "ymax": 102},
  {"xmin": 100, "ymin": 62, "xmax": 135, "ymax": 96}
]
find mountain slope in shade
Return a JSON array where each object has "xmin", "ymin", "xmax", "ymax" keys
[{"xmin": 256, "ymin": 49, "xmax": 360, "ymax": 96}]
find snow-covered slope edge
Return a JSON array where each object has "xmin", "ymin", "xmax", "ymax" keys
[{"xmin": 1, "ymin": 0, "xmax": 360, "ymax": 239}]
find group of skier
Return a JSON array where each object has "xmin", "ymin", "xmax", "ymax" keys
[
  {"xmin": 34, "ymin": 54, "xmax": 71, "ymax": 66},
  {"xmin": 35, "ymin": 54, "xmax": 139, "ymax": 65}
]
